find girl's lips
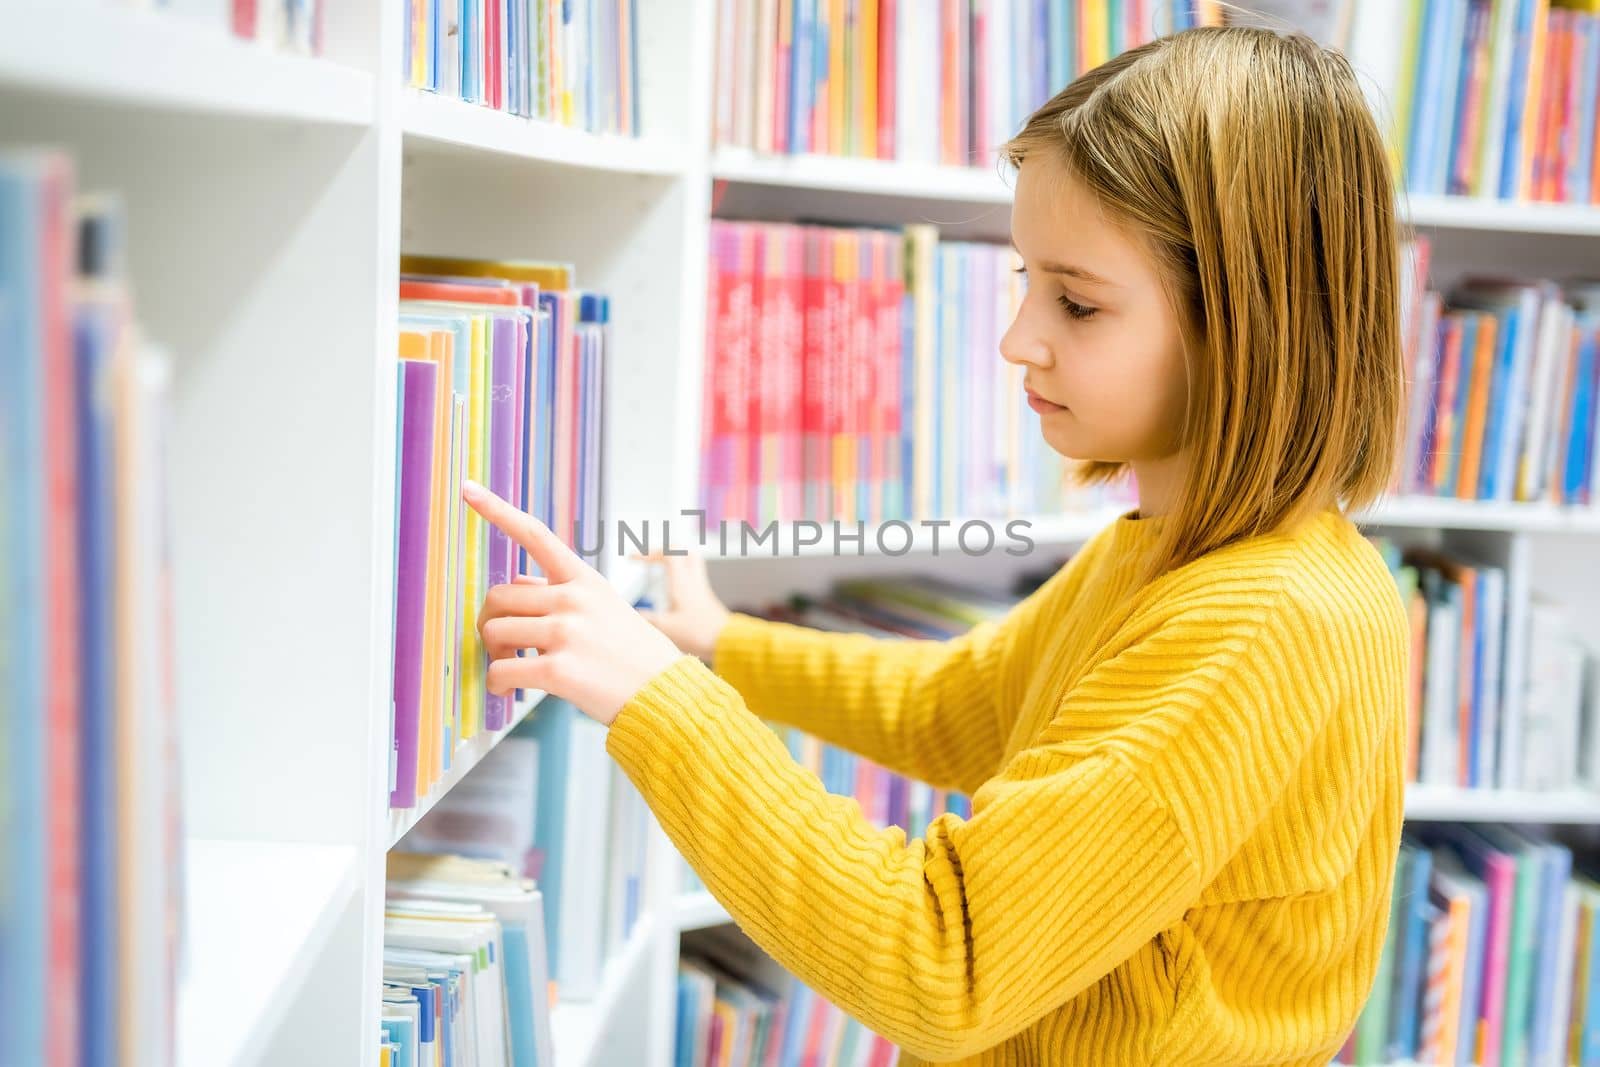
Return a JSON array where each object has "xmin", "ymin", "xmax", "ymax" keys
[{"xmin": 1026, "ymin": 388, "xmax": 1066, "ymax": 414}]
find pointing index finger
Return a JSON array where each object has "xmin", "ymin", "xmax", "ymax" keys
[{"xmin": 461, "ymin": 479, "xmax": 584, "ymax": 584}]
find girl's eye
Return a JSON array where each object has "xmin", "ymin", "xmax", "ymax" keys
[{"xmin": 1057, "ymin": 295, "xmax": 1098, "ymax": 321}]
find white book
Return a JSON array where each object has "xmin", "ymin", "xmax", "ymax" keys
[
  {"xmin": 1581, "ymin": 647, "xmax": 1600, "ymax": 790},
  {"xmin": 1497, "ymin": 285, "xmax": 1550, "ymax": 502},
  {"xmin": 714, "ymin": 0, "xmax": 737, "ymax": 145},
  {"xmin": 1475, "ymin": 0, "xmax": 1521, "ymax": 198},
  {"xmin": 984, "ymin": 0, "xmax": 1009, "ymax": 153},
  {"xmin": 557, "ymin": 713, "xmax": 613, "ymax": 999},
  {"xmin": 1550, "ymin": 883, "xmax": 1582, "ymax": 1066},
  {"xmin": 733, "ymin": 0, "xmax": 756, "ymax": 150},
  {"xmin": 1422, "ymin": 596, "xmax": 1461, "ymax": 787},
  {"xmin": 1343, "ymin": 0, "xmax": 1409, "ymax": 143},
  {"xmin": 1520, "ymin": 299, "xmax": 1573, "ymax": 502},
  {"xmin": 754, "ymin": 0, "xmax": 779, "ymax": 154},
  {"xmin": 1521, "ymin": 599, "xmax": 1585, "ymax": 791},
  {"xmin": 439, "ymin": 0, "xmax": 465, "ymax": 100},
  {"xmin": 894, "ymin": 0, "xmax": 915, "ymax": 162}
]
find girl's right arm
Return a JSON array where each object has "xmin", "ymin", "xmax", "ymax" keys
[{"xmin": 642, "ymin": 554, "xmax": 1067, "ymax": 794}]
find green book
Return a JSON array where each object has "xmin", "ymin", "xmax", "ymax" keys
[{"xmin": 1354, "ymin": 846, "xmax": 1409, "ymax": 1064}]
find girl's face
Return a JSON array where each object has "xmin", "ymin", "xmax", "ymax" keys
[{"xmin": 1001, "ymin": 158, "xmax": 1190, "ymax": 479}]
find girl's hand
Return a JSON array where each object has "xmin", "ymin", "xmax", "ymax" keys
[
  {"xmin": 463, "ymin": 480, "xmax": 684, "ymax": 727},
  {"xmin": 632, "ymin": 551, "xmax": 731, "ymax": 662}
]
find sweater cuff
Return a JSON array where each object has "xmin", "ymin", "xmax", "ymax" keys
[
  {"xmin": 708, "ymin": 610, "xmax": 772, "ymax": 678},
  {"xmin": 606, "ymin": 653, "xmax": 744, "ymax": 780}
]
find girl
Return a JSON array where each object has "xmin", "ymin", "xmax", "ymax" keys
[{"xmin": 464, "ymin": 24, "xmax": 1408, "ymax": 1066}]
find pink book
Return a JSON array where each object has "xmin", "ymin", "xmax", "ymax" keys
[
  {"xmin": 777, "ymin": 225, "xmax": 805, "ymax": 521},
  {"xmin": 802, "ymin": 228, "xmax": 829, "ymax": 519},
  {"xmin": 392, "ymin": 359, "xmax": 439, "ymax": 808},
  {"xmin": 41, "ymin": 150, "xmax": 81, "ymax": 1067}
]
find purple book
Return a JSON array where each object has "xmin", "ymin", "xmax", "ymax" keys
[
  {"xmin": 484, "ymin": 315, "xmax": 519, "ymax": 731},
  {"xmin": 391, "ymin": 358, "xmax": 438, "ymax": 809}
]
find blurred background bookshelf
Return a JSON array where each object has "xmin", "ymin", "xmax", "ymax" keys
[{"xmin": 3, "ymin": 0, "xmax": 1599, "ymax": 1066}]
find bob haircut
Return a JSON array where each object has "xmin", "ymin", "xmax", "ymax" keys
[{"xmin": 1001, "ymin": 25, "xmax": 1406, "ymax": 580}]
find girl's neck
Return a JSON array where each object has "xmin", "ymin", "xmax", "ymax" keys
[{"xmin": 1130, "ymin": 454, "xmax": 1186, "ymax": 520}]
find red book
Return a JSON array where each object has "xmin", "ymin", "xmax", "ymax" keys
[
  {"xmin": 231, "ymin": 0, "xmax": 257, "ymax": 38},
  {"xmin": 875, "ymin": 232, "xmax": 904, "ymax": 520},
  {"xmin": 702, "ymin": 222, "xmax": 729, "ymax": 522},
  {"xmin": 775, "ymin": 226, "xmax": 805, "ymax": 521},
  {"xmin": 41, "ymin": 153, "xmax": 82, "ymax": 1067},
  {"xmin": 750, "ymin": 224, "xmax": 771, "ymax": 525},
  {"xmin": 802, "ymin": 228, "xmax": 830, "ymax": 519},
  {"xmin": 399, "ymin": 279, "xmax": 520, "ymax": 305},
  {"xmin": 730, "ymin": 227, "xmax": 758, "ymax": 525}
]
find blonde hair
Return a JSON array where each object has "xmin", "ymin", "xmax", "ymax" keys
[{"xmin": 1001, "ymin": 26, "xmax": 1404, "ymax": 580}]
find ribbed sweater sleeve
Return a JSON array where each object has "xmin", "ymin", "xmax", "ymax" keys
[
  {"xmin": 708, "ymin": 562, "xmax": 1082, "ymax": 793},
  {"xmin": 607, "ymin": 652, "xmax": 1202, "ymax": 1061}
]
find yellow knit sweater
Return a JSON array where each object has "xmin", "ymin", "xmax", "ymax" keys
[{"xmin": 606, "ymin": 507, "xmax": 1409, "ymax": 1066}]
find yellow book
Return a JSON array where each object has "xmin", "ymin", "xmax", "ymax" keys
[
  {"xmin": 458, "ymin": 314, "xmax": 490, "ymax": 740},
  {"xmin": 409, "ymin": 0, "xmax": 429, "ymax": 89},
  {"xmin": 1456, "ymin": 314, "xmax": 1499, "ymax": 499},
  {"xmin": 1084, "ymin": 0, "xmax": 1110, "ymax": 71},
  {"xmin": 424, "ymin": 328, "xmax": 456, "ymax": 788},
  {"xmin": 838, "ymin": 0, "xmax": 851, "ymax": 156},
  {"xmin": 400, "ymin": 254, "xmax": 572, "ymax": 291},
  {"xmin": 1518, "ymin": 0, "xmax": 1552, "ymax": 198},
  {"xmin": 862, "ymin": 0, "xmax": 878, "ymax": 159},
  {"xmin": 1571, "ymin": 889, "xmax": 1595, "ymax": 1064},
  {"xmin": 713, "ymin": 1000, "xmax": 738, "ymax": 1067},
  {"xmin": 905, "ymin": 225, "xmax": 938, "ymax": 520}
]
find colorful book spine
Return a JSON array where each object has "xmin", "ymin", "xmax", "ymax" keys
[{"xmin": 406, "ymin": 0, "xmax": 639, "ymax": 132}]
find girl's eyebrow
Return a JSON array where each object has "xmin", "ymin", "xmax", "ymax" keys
[{"xmin": 1009, "ymin": 238, "xmax": 1117, "ymax": 287}]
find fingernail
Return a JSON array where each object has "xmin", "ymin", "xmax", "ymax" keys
[{"xmin": 462, "ymin": 479, "xmax": 484, "ymax": 501}]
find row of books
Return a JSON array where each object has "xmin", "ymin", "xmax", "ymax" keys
[
  {"xmin": 398, "ymin": 698, "xmax": 652, "ymax": 1008},
  {"xmin": 678, "ymin": 955, "xmax": 901, "ymax": 1067},
  {"xmin": 145, "ymin": 0, "xmax": 325, "ymax": 55},
  {"xmin": 383, "ymin": 851, "xmax": 557, "ymax": 1067},
  {"xmin": 1, "ymin": 157, "xmax": 183, "ymax": 1067},
  {"xmin": 1373, "ymin": 538, "xmax": 1600, "ymax": 793},
  {"xmin": 1335, "ymin": 828, "xmax": 1600, "ymax": 1067},
  {"xmin": 701, "ymin": 219, "xmax": 1131, "ymax": 528},
  {"xmin": 404, "ymin": 0, "xmax": 640, "ymax": 135},
  {"xmin": 710, "ymin": 0, "xmax": 1216, "ymax": 165},
  {"xmin": 1395, "ymin": 241, "xmax": 1600, "ymax": 505},
  {"xmin": 389, "ymin": 254, "xmax": 606, "ymax": 810},
  {"xmin": 1347, "ymin": 0, "xmax": 1600, "ymax": 204}
]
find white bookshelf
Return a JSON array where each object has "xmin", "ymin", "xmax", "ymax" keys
[{"xmin": 5, "ymin": 2, "xmax": 1598, "ymax": 1065}]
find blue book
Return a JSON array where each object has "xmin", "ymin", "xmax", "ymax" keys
[
  {"xmin": 1528, "ymin": 843, "xmax": 1573, "ymax": 1065},
  {"xmin": 1427, "ymin": 0, "xmax": 1471, "ymax": 195},
  {"xmin": 1048, "ymin": 0, "xmax": 1074, "ymax": 95},
  {"xmin": 0, "ymin": 154, "xmax": 48, "ymax": 1067},
  {"xmin": 1475, "ymin": 302, "xmax": 1520, "ymax": 500},
  {"xmin": 1446, "ymin": 312, "xmax": 1480, "ymax": 495},
  {"xmin": 1397, "ymin": 843, "xmax": 1435, "ymax": 1058},
  {"xmin": 1565, "ymin": 325, "xmax": 1597, "ymax": 503},
  {"xmin": 1407, "ymin": 0, "xmax": 1449, "ymax": 190},
  {"xmin": 1499, "ymin": 0, "xmax": 1542, "ymax": 196},
  {"xmin": 74, "ymin": 295, "xmax": 120, "ymax": 1067}
]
